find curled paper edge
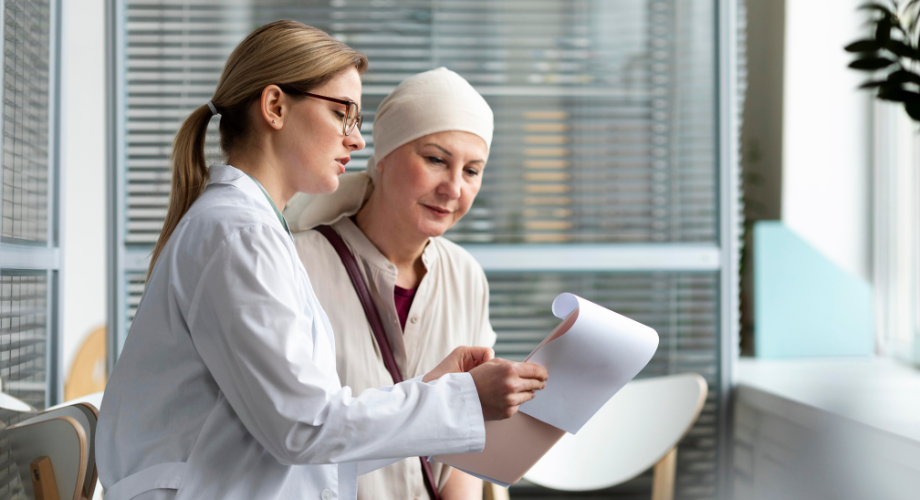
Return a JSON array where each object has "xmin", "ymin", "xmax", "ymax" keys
[{"xmin": 551, "ymin": 292, "xmax": 580, "ymax": 320}]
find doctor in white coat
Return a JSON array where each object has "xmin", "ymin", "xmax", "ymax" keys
[{"xmin": 96, "ymin": 20, "xmax": 548, "ymax": 500}]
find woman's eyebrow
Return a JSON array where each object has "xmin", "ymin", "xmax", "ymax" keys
[
  {"xmin": 423, "ymin": 143, "xmax": 485, "ymax": 164},
  {"xmin": 424, "ymin": 143, "xmax": 453, "ymax": 157}
]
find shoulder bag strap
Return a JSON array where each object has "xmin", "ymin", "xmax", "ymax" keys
[{"xmin": 316, "ymin": 225, "xmax": 442, "ymax": 500}]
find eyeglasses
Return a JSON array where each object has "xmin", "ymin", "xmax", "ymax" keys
[{"xmin": 277, "ymin": 85, "xmax": 363, "ymax": 136}]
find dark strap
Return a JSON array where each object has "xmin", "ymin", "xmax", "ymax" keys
[{"xmin": 316, "ymin": 225, "xmax": 441, "ymax": 500}]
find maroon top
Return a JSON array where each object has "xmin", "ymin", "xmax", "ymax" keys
[{"xmin": 394, "ymin": 285, "xmax": 417, "ymax": 330}]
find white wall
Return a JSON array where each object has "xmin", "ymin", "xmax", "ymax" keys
[
  {"xmin": 782, "ymin": 0, "xmax": 872, "ymax": 281},
  {"xmin": 61, "ymin": 0, "xmax": 107, "ymax": 380}
]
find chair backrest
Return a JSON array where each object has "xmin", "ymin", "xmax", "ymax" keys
[
  {"xmin": 523, "ymin": 373, "xmax": 708, "ymax": 491},
  {"xmin": 44, "ymin": 397, "xmax": 102, "ymax": 500},
  {"xmin": 64, "ymin": 327, "xmax": 107, "ymax": 401},
  {"xmin": 6, "ymin": 402, "xmax": 99, "ymax": 500},
  {"xmin": 5, "ymin": 415, "xmax": 87, "ymax": 500}
]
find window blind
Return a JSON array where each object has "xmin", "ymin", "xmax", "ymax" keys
[
  {"xmin": 2, "ymin": 0, "xmax": 51, "ymax": 243},
  {"xmin": 0, "ymin": 0, "xmax": 60, "ymax": 495},
  {"xmin": 122, "ymin": 0, "xmax": 716, "ymax": 245}
]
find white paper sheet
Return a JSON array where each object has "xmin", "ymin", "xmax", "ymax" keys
[
  {"xmin": 518, "ymin": 293, "xmax": 659, "ymax": 434},
  {"xmin": 430, "ymin": 293, "xmax": 659, "ymax": 486}
]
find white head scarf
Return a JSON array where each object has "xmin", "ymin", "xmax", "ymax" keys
[
  {"xmin": 366, "ymin": 67, "xmax": 494, "ymax": 180},
  {"xmin": 285, "ymin": 67, "xmax": 494, "ymax": 232}
]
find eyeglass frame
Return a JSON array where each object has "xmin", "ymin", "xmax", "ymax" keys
[{"xmin": 276, "ymin": 84, "xmax": 364, "ymax": 136}]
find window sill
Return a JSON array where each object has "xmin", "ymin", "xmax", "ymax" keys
[
  {"xmin": 733, "ymin": 357, "xmax": 920, "ymax": 500},
  {"xmin": 737, "ymin": 356, "xmax": 920, "ymax": 443}
]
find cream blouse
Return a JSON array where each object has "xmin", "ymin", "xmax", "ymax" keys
[{"xmin": 288, "ymin": 174, "xmax": 497, "ymax": 500}]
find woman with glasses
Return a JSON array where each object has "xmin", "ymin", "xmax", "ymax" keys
[
  {"xmin": 284, "ymin": 68, "xmax": 498, "ymax": 500},
  {"xmin": 96, "ymin": 21, "xmax": 547, "ymax": 500}
]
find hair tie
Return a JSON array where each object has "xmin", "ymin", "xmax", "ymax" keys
[{"xmin": 207, "ymin": 100, "xmax": 219, "ymax": 116}]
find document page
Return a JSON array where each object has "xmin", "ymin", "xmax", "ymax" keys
[{"xmin": 430, "ymin": 292, "xmax": 659, "ymax": 487}]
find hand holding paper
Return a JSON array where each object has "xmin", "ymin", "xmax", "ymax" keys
[
  {"xmin": 431, "ymin": 293, "xmax": 659, "ymax": 487},
  {"xmin": 423, "ymin": 345, "xmax": 496, "ymax": 382},
  {"xmin": 469, "ymin": 358, "xmax": 548, "ymax": 420}
]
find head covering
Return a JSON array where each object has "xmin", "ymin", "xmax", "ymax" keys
[
  {"xmin": 366, "ymin": 67, "xmax": 494, "ymax": 180},
  {"xmin": 285, "ymin": 67, "xmax": 493, "ymax": 232}
]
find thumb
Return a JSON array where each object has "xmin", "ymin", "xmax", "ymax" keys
[
  {"xmin": 458, "ymin": 346, "xmax": 494, "ymax": 371},
  {"xmin": 467, "ymin": 346, "xmax": 495, "ymax": 364}
]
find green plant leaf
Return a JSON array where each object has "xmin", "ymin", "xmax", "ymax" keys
[
  {"xmin": 877, "ymin": 16, "xmax": 893, "ymax": 44},
  {"xmin": 860, "ymin": 79, "xmax": 889, "ymax": 88},
  {"xmin": 849, "ymin": 56, "xmax": 896, "ymax": 69},
  {"xmin": 886, "ymin": 39, "xmax": 920, "ymax": 58},
  {"xmin": 846, "ymin": 39, "xmax": 882, "ymax": 52},
  {"xmin": 878, "ymin": 86, "xmax": 920, "ymax": 102},
  {"xmin": 888, "ymin": 68, "xmax": 920, "ymax": 84},
  {"xmin": 904, "ymin": 101, "xmax": 920, "ymax": 120},
  {"xmin": 908, "ymin": 2, "xmax": 920, "ymax": 32}
]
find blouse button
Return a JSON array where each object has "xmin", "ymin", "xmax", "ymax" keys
[
  {"xmin": 410, "ymin": 316, "xmax": 419, "ymax": 324},
  {"xmin": 321, "ymin": 489, "xmax": 332, "ymax": 500}
]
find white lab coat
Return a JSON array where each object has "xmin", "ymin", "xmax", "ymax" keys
[{"xmin": 96, "ymin": 165, "xmax": 486, "ymax": 500}]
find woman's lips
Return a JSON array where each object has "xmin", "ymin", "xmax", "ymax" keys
[
  {"xmin": 335, "ymin": 157, "xmax": 350, "ymax": 174},
  {"xmin": 422, "ymin": 204, "xmax": 451, "ymax": 218}
]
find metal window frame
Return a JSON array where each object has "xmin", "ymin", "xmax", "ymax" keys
[
  {"xmin": 873, "ymin": 101, "xmax": 920, "ymax": 364},
  {"xmin": 0, "ymin": 0, "xmax": 66, "ymax": 408},
  {"xmin": 106, "ymin": 0, "xmax": 126, "ymax": 373},
  {"xmin": 717, "ymin": 0, "xmax": 744, "ymax": 497}
]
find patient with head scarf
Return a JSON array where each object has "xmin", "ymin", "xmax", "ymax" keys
[{"xmin": 285, "ymin": 67, "xmax": 495, "ymax": 500}]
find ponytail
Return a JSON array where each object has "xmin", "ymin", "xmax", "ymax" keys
[
  {"xmin": 147, "ymin": 104, "xmax": 214, "ymax": 278},
  {"xmin": 146, "ymin": 20, "xmax": 367, "ymax": 278}
]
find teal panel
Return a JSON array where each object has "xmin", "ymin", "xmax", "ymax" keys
[{"xmin": 754, "ymin": 221, "xmax": 874, "ymax": 357}]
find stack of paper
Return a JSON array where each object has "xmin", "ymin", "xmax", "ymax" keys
[{"xmin": 430, "ymin": 293, "xmax": 659, "ymax": 487}]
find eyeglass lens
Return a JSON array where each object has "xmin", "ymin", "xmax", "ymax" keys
[{"xmin": 345, "ymin": 103, "xmax": 361, "ymax": 135}]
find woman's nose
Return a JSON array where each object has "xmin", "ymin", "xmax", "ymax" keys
[
  {"xmin": 346, "ymin": 128, "xmax": 366, "ymax": 151},
  {"xmin": 438, "ymin": 171, "xmax": 462, "ymax": 200}
]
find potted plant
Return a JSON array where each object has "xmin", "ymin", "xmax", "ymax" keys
[{"xmin": 847, "ymin": 0, "xmax": 920, "ymax": 120}]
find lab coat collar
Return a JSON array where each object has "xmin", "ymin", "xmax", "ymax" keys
[{"xmin": 208, "ymin": 164, "xmax": 275, "ymax": 216}]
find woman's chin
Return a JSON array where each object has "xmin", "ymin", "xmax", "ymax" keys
[
  {"xmin": 415, "ymin": 219, "xmax": 453, "ymax": 239},
  {"xmin": 301, "ymin": 176, "xmax": 339, "ymax": 195}
]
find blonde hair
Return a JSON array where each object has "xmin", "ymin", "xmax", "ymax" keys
[{"xmin": 149, "ymin": 20, "xmax": 368, "ymax": 277}]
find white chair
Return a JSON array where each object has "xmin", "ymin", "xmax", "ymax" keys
[
  {"xmin": 520, "ymin": 373, "xmax": 708, "ymax": 500},
  {"xmin": 5, "ymin": 401, "xmax": 99, "ymax": 500}
]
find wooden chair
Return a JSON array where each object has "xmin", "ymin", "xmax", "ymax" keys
[
  {"xmin": 64, "ymin": 326, "xmax": 107, "ymax": 402},
  {"xmin": 486, "ymin": 373, "xmax": 706, "ymax": 500},
  {"xmin": 5, "ymin": 402, "xmax": 99, "ymax": 500},
  {"xmin": 484, "ymin": 481, "xmax": 510, "ymax": 500}
]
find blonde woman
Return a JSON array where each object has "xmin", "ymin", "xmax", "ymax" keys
[
  {"xmin": 96, "ymin": 22, "xmax": 547, "ymax": 500},
  {"xmin": 285, "ymin": 68, "xmax": 497, "ymax": 500}
]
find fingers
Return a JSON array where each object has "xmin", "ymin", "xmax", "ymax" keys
[
  {"xmin": 513, "ymin": 391, "xmax": 537, "ymax": 406},
  {"xmin": 517, "ymin": 377, "xmax": 547, "ymax": 393},
  {"xmin": 505, "ymin": 390, "xmax": 537, "ymax": 410},
  {"xmin": 514, "ymin": 361, "xmax": 549, "ymax": 381}
]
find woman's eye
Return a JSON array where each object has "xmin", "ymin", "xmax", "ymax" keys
[
  {"xmin": 334, "ymin": 111, "xmax": 345, "ymax": 119},
  {"xmin": 426, "ymin": 156, "xmax": 445, "ymax": 165},
  {"xmin": 465, "ymin": 168, "xmax": 480, "ymax": 177}
]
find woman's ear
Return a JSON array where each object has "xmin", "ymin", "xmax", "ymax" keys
[{"xmin": 260, "ymin": 85, "xmax": 284, "ymax": 129}]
